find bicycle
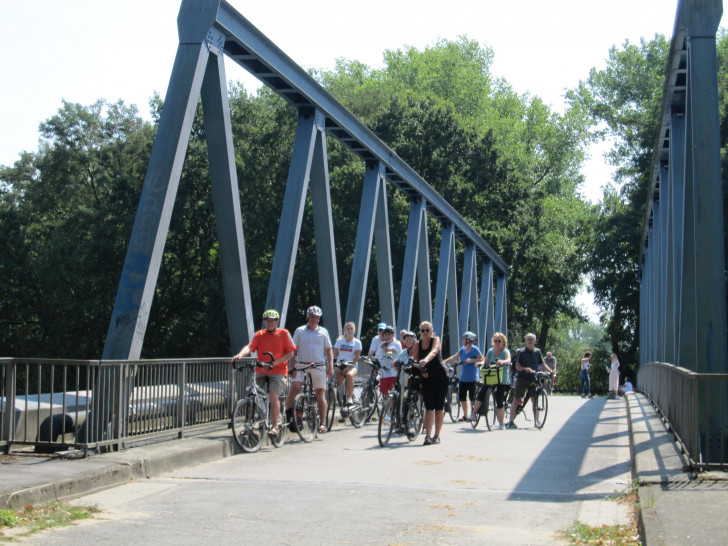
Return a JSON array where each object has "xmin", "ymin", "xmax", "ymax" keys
[
  {"xmin": 471, "ymin": 364, "xmax": 507, "ymax": 431},
  {"xmin": 324, "ymin": 359, "xmax": 367, "ymax": 430},
  {"xmin": 358, "ymin": 356, "xmax": 382, "ymax": 424},
  {"xmin": 444, "ymin": 363, "xmax": 461, "ymax": 423},
  {"xmin": 507, "ymin": 370, "xmax": 549, "ymax": 429},
  {"xmin": 290, "ymin": 362, "xmax": 324, "ymax": 442},
  {"xmin": 378, "ymin": 359, "xmax": 425, "ymax": 447},
  {"xmin": 231, "ymin": 352, "xmax": 288, "ymax": 453}
]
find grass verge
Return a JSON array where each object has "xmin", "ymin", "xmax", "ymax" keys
[
  {"xmin": 0, "ymin": 502, "xmax": 100, "ymax": 541},
  {"xmin": 559, "ymin": 480, "xmax": 642, "ymax": 545}
]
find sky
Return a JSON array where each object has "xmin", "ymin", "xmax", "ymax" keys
[{"xmin": 2, "ymin": 0, "xmax": 722, "ymax": 320}]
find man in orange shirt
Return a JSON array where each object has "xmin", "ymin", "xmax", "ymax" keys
[{"xmin": 233, "ymin": 309, "xmax": 296, "ymax": 436}]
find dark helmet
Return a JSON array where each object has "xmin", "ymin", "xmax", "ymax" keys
[
  {"xmin": 382, "ymin": 325, "xmax": 395, "ymax": 334},
  {"xmin": 306, "ymin": 305, "xmax": 323, "ymax": 317}
]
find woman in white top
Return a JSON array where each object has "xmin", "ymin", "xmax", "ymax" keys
[
  {"xmin": 333, "ymin": 322, "xmax": 362, "ymax": 405},
  {"xmin": 608, "ymin": 353, "xmax": 621, "ymax": 399}
]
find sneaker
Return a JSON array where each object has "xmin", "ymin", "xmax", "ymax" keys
[
  {"xmin": 346, "ymin": 397, "xmax": 353, "ymax": 405},
  {"xmin": 587, "ymin": 394, "xmax": 593, "ymax": 399},
  {"xmin": 498, "ymin": 423, "xmax": 506, "ymax": 430},
  {"xmin": 423, "ymin": 436, "xmax": 433, "ymax": 446},
  {"xmin": 505, "ymin": 421, "xmax": 517, "ymax": 430}
]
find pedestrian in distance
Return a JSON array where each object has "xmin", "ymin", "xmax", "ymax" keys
[
  {"xmin": 580, "ymin": 351, "xmax": 592, "ymax": 398},
  {"xmin": 607, "ymin": 353, "xmax": 621, "ymax": 399}
]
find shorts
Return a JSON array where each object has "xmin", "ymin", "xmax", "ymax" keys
[
  {"xmin": 291, "ymin": 363, "xmax": 327, "ymax": 389},
  {"xmin": 379, "ymin": 376, "xmax": 396, "ymax": 395},
  {"xmin": 513, "ymin": 374, "xmax": 536, "ymax": 399},
  {"xmin": 256, "ymin": 374, "xmax": 286, "ymax": 396},
  {"xmin": 458, "ymin": 380, "xmax": 476, "ymax": 402}
]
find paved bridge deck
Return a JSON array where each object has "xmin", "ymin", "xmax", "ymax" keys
[{"xmin": 0, "ymin": 393, "xmax": 723, "ymax": 544}]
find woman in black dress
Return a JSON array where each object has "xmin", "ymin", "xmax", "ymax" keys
[{"xmin": 415, "ymin": 321, "xmax": 448, "ymax": 445}]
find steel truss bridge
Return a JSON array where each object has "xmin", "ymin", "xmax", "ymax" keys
[
  {"xmin": 102, "ymin": 0, "xmax": 508, "ymax": 362},
  {"xmin": 639, "ymin": 0, "xmax": 728, "ymax": 470}
]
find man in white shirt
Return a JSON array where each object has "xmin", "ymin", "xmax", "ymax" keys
[{"xmin": 285, "ymin": 305, "xmax": 334, "ymax": 434}]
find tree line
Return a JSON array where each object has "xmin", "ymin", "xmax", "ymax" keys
[{"xmin": 3, "ymin": 34, "xmax": 724, "ymax": 383}]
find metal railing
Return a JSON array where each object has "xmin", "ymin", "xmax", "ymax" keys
[
  {"xmin": 638, "ymin": 361, "xmax": 728, "ymax": 471},
  {"xmin": 0, "ymin": 357, "xmax": 256, "ymax": 455}
]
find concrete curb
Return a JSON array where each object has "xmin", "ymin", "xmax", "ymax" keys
[{"xmin": 0, "ymin": 431, "xmax": 238, "ymax": 509}]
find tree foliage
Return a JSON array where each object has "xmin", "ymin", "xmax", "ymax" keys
[{"xmin": 1, "ymin": 37, "xmax": 595, "ymax": 358}]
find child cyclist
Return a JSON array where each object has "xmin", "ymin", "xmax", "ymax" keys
[{"xmin": 333, "ymin": 322, "xmax": 362, "ymax": 405}]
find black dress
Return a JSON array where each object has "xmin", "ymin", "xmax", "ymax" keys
[{"xmin": 417, "ymin": 338, "xmax": 448, "ymax": 411}]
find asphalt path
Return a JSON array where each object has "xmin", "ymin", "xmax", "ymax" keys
[{"xmin": 25, "ymin": 395, "xmax": 632, "ymax": 545}]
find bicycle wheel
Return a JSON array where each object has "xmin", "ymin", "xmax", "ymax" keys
[
  {"xmin": 361, "ymin": 386, "xmax": 379, "ymax": 424},
  {"xmin": 484, "ymin": 388, "xmax": 498, "ymax": 431},
  {"xmin": 533, "ymin": 390, "xmax": 548, "ymax": 429},
  {"xmin": 446, "ymin": 383, "xmax": 460, "ymax": 423},
  {"xmin": 406, "ymin": 393, "xmax": 424, "ymax": 441},
  {"xmin": 293, "ymin": 393, "xmax": 317, "ymax": 442},
  {"xmin": 348, "ymin": 381, "xmax": 366, "ymax": 428},
  {"xmin": 325, "ymin": 384, "xmax": 337, "ymax": 431},
  {"xmin": 231, "ymin": 399, "xmax": 266, "ymax": 453},
  {"xmin": 378, "ymin": 396, "xmax": 397, "ymax": 447}
]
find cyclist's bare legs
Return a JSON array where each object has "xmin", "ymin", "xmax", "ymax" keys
[
  {"xmin": 345, "ymin": 367, "xmax": 357, "ymax": 400},
  {"xmin": 315, "ymin": 388, "xmax": 327, "ymax": 424},
  {"xmin": 424, "ymin": 409, "xmax": 444, "ymax": 439},
  {"xmin": 269, "ymin": 389, "xmax": 281, "ymax": 431},
  {"xmin": 508, "ymin": 397, "xmax": 521, "ymax": 423},
  {"xmin": 285, "ymin": 381, "xmax": 301, "ymax": 411},
  {"xmin": 497, "ymin": 406, "xmax": 506, "ymax": 426}
]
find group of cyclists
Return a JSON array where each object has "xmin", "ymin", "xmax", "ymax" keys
[{"xmin": 232, "ymin": 306, "xmax": 555, "ymax": 444}]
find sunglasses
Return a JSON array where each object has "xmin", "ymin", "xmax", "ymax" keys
[
  {"xmin": 493, "ymin": 339, "xmax": 503, "ymax": 343},
  {"xmin": 420, "ymin": 328, "xmax": 431, "ymax": 332}
]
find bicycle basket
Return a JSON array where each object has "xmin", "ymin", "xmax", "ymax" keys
[{"xmin": 481, "ymin": 365, "xmax": 510, "ymax": 386}]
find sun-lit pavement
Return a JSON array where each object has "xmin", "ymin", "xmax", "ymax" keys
[{"xmin": 27, "ymin": 396, "xmax": 632, "ymax": 544}]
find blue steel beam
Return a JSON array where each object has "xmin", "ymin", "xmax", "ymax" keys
[
  {"xmin": 102, "ymin": 39, "xmax": 214, "ymax": 360},
  {"xmin": 458, "ymin": 245, "xmax": 476, "ymax": 337},
  {"xmin": 200, "ymin": 46, "xmax": 255, "ymax": 352},
  {"xmin": 416, "ymin": 208, "xmax": 433, "ymax": 326},
  {"xmin": 433, "ymin": 224, "xmax": 458, "ymax": 349},
  {"xmin": 212, "ymin": 1, "xmax": 507, "ymax": 275},
  {"xmin": 345, "ymin": 163, "xmax": 385, "ymax": 331},
  {"xmin": 479, "ymin": 261, "xmax": 495, "ymax": 345},
  {"xmin": 494, "ymin": 275, "xmax": 508, "ymax": 337},
  {"xmin": 309, "ymin": 115, "xmax": 343, "ymax": 336},
  {"xmin": 265, "ymin": 110, "xmax": 319, "ymax": 327},
  {"xmin": 397, "ymin": 199, "xmax": 427, "ymax": 333}
]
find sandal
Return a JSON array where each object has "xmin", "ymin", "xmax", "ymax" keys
[
  {"xmin": 318, "ymin": 425, "xmax": 327, "ymax": 434},
  {"xmin": 268, "ymin": 428, "xmax": 278, "ymax": 437},
  {"xmin": 458, "ymin": 416, "xmax": 468, "ymax": 422}
]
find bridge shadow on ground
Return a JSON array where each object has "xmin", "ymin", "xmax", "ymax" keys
[{"xmin": 507, "ymin": 397, "xmax": 632, "ymax": 503}]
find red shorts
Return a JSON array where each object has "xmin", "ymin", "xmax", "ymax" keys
[{"xmin": 379, "ymin": 377, "xmax": 396, "ymax": 395}]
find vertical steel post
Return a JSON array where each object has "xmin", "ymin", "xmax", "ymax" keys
[
  {"xmin": 433, "ymin": 224, "xmax": 458, "ymax": 350},
  {"xmin": 265, "ymin": 109, "xmax": 318, "ymax": 327},
  {"xmin": 458, "ymin": 245, "xmax": 476, "ymax": 336},
  {"xmin": 398, "ymin": 199, "xmax": 426, "ymax": 332},
  {"xmin": 479, "ymin": 261, "xmax": 495, "ymax": 345},
  {"xmin": 200, "ymin": 44, "xmax": 255, "ymax": 352},
  {"xmin": 494, "ymin": 274, "xmax": 508, "ymax": 337},
  {"xmin": 416, "ymin": 208, "xmax": 433, "ymax": 325},
  {"xmin": 670, "ymin": 108, "xmax": 686, "ymax": 363},
  {"xmin": 309, "ymin": 112, "xmax": 343, "ymax": 336},
  {"xmin": 345, "ymin": 163, "xmax": 384, "ymax": 331}
]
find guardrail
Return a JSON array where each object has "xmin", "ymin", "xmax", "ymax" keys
[
  {"xmin": 638, "ymin": 361, "xmax": 728, "ymax": 471},
  {"xmin": 0, "ymin": 357, "xmax": 256, "ymax": 455}
]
